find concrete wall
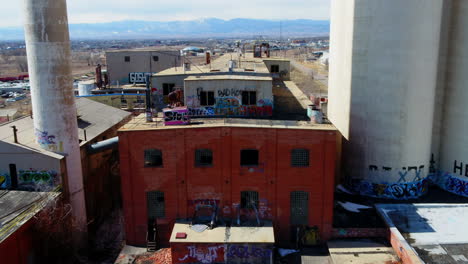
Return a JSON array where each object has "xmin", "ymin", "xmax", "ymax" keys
[
  {"xmin": 263, "ymin": 59, "xmax": 291, "ymax": 81},
  {"xmin": 77, "ymin": 94, "xmax": 147, "ymax": 112},
  {"xmin": 0, "ymin": 141, "xmax": 63, "ymax": 190},
  {"xmin": 184, "ymin": 78, "xmax": 273, "ymax": 117},
  {"xmin": 329, "ymin": 0, "xmax": 445, "ymax": 199},
  {"xmin": 436, "ymin": 0, "xmax": 468, "ymax": 197},
  {"xmin": 106, "ymin": 51, "xmax": 180, "ymax": 84},
  {"xmin": 119, "ymin": 127, "xmax": 337, "ymax": 247}
]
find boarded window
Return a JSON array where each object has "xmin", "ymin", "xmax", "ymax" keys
[
  {"xmin": 147, "ymin": 191, "xmax": 165, "ymax": 219},
  {"xmin": 241, "ymin": 91, "xmax": 256, "ymax": 105},
  {"xmin": 124, "ymin": 56, "xmax": 130, "ymax": 62},
  {"xmin": 291, "ymin": 149, "xmax": 309, "ymax": 167},
  {"xmin": 200, "ymin": 91, "xmax": 215, "ymax": 106},
  {"xmin": 153, "ymin": 56, "xmax": 159, "ymax": 62},
  {"xmin": 195, "ymin": 149, "xmax": 213, "ymax": 167},
  {"xmin": 163, "ymin": 83, "xmax": 175, "ymax": 96},
  {"xmin": 144, "ymin": 149, "xmax": 163, "ymax": 167},
  {"xmin": 241, "ymin": 191, "xmax": 259, "ymax": 209},
  {"xmin": 240, "ymin": 149, "xmax": 258, "ymax": 166},
  {"xmin": 270, "ymin": 65, "xmax": 280, "ymax": 73},
  {"xmin": 290, "ymin": 191, "xmax": 309, "ymax": 225}
]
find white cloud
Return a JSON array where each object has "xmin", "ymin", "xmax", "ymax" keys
[{"xmin": 0, "ymin": 0, "xmax": 330, "ymax": 27}]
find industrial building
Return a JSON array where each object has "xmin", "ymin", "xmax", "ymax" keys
[
  {"xmin": 119, "ymin": 117, "xmax": 338, "ymax": 251},
  {"xmin": 329, "ymin": 0, "xmax": 468, "ymax": 199},
  {"xmin": 0, "ymin": 98, "xmax": 131, "ymax": 230},
  {"xmin": 106, "ymin": 50, "xmax": 181, "ymax": 85}
]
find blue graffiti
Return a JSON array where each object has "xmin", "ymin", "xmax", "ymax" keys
[
  {"xmin": 431, "ymin": 172, "xmax": 468, "ymax": 197},
  {"xmin": 349, "ymin": 178, "xmax": 429, "ymax": 199},
  {"xmin": 0, "ymin": 173, "xmax": 10, "ymax": 189},
  {"xmin": 226, "ymin": 245, "xmax": 272, "ymax": 259}
]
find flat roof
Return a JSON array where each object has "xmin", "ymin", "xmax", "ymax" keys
[
  {"xmin": 0, "ymin": 190, "xmax": 60, "ymax": 243},
  {"xmin": 169, "ymin": 221, "xmax": 275, "ymax": 244},
  {"xmin": 154, "ymin": 53, "xmax": 271, "ymax": 77},
  {"xmin": 376, "ymin": 204, "xmax": 468, "ymax": 264},
  {"xmin": 119, "ymin": 113, "xmax": 336, "ymax": 132},
  {"xmin": 185, "ymin": 75, "xmax": 272, "ymax": 81}
]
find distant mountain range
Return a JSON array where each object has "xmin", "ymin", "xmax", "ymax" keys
[{"xmin": 0, "ymin": 18, "xmax": 329, "ymax": 40}]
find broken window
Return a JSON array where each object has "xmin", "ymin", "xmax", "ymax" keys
[
  {"xmin": 241, "ymin": 91, "xmax": 256, "ymax": 105},
  {"xmin": 240, "ymin": 149, "xmax": 259, "ymax": 166},
  {"xmin": 290, "ymin": 191, "xmax": 309, "ymax": 225},
  {"xmin": 124, "ymin": 56, "xmax": 130, "ymax": 62},
  {"xmin": 162, "ymin": 83, "xmax": 175, "ymax": 96},
  {"xmin": 153, "ymin": 56, "xmax": 159, "ymax": 62},
  {"xmin": 144, "ymin": 149, "xmax": 163, "ymax": 167},
  {"xmin": 147, "ymin": 191, "xmax": 165, "ymax": 219},
  {"xmin": 270, "ymin": 65, "xmax": 280, "ymax": 73},
  {"xmin": 241, "ymin": 191, "xmax": 259, "ymax": 209},
  {"xmin": 291, "ymin": 149, "xmax": 310, "ymax": 167},
  {"xmin": 195, "ymin": 149, "xmax": 213, "ymax": 167},
  {"xmin": 200, "ymin": 91, "xmax": 215, "ymax": 106}
]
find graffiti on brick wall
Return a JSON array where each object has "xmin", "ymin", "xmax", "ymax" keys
[
  {"xmin": 350, "ymin": 178, "xmax": 429, "ymax": 199},
  {"xmin": 431, "ymin": 172, "xmax": 468, "ymax": 197},
  {"xmin": 178, "ymin": 245, "xmax": 225, "ymax": 263},
  {"xmin": 367, "ymin": 164, "xmax": 426, "ymax": 182},
  {"xmin": 18, "ymin": 169, "xmax": 57, "ymax": 190},
  {"xmin": 226, "ymin": 244, "xmax": 272, "ymax": 259},
  {"xmin": 163, "ymin": 107, "xmax": 190, "ymax": 125},
  {"xmin": 176, "ymin": 244, "xmax": 272, "ymax": 264},
  {"xmin": 35, "ymin": 129, "xmax": 63, "ymax": 152}
]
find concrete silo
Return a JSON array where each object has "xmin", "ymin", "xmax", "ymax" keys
[
  {"xmin": 23, "ymin": 0, "xmax": 87, "ymax": 232},
  {"xmin": 329, "ymin": 0, "xmax": 445, "ymax": 199},
  {"xmin": 435, "ymin": 0, "xmax": 468, "ymax": 197}
]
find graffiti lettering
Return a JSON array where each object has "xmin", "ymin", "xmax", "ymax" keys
[
  {"xmin": 368, "ymin": 164, "xmax": 426, "ymax": 183},
  {"xmin": 350, "ymin": 178, "xmax": 429, "ymax": 200},
  {"xmin": 188, "ymin": 107, "xmax": 215, "ymax": 116},
  {"xmin": 18, "ymin": 169, "xmax": 57, "ymax": 190},
  {"xmin": 129, "ymin": 72, "xmax": 151, "ymax": 84},
  {"xmin": 179, "ymin": 245, "xmax": 225, "ymax": 263},
  {"xmin": 431, "ymin": 172, "xmax": 468, "ymax": 197},
  {"xmin": 35, "ymin": 129, "xmax": 63, "ymax": 152},
  {"xmin": 217, "ymin": 89, "xmax": 242, "ymax": 97},
  {"xmin": 163, "ymin": 107, "xmax": 190, "ymax": 125},
  {"xmin": 453, "ymin": 160, "xmax": 468, "ymax": 177},
  {"xmin": 226, "ymin": 244, "xmax": 272, "ymax": 259},
  {"xmin": 187, "ymin": 199, "xmax": 220, "ymax": 206}
]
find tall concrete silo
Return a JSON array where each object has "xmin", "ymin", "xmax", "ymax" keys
[
  {"xmin": 329, "ymin": 0, "xmax": 445, "ymax": 199},
  {"xmin": 23, "ymin": 0, "xmax": 87, "ymax": 232},
  {"xmin": 435, "ymin": 0, "xmax": 468, "ymax": 197}
]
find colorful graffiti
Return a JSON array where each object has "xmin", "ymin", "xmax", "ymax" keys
[
  {"xmin": 0, "ymin": 173, "xmax": 10, "ymax": 189},
  {"xmin": 163, "ymin": 107, "xmax": 190, "ymax": 126},
  {"xmin": 18, "ymin": 169, "xmax": 57, "ymax": 190},
  {"xmin": 35, "ymin": 129, "xmax": 63, "ymax": 152},
  {"xmin": 175, "ymin": 244, "xmax": 272, "ymax": 264},
  {"xmin": 431, "ymin": 172, "xmax": 468, "ymax": 197},
  {"xmin": 349, "ymin": 178, "xmax": 429, "ymax": 199},
  {"xmin": 187, "ymin": 96, "xmax": 273, "ymax": 117},
  {"xmin": 217, "ymin": 88, "xmax": 242, "ymax": 97}
]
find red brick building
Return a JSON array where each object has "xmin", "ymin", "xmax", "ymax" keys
[{"xmin": 119, "ymin": 116, "xmax": 338, "ymax": 247}]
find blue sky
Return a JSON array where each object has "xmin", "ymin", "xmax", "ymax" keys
[{"xmin": 0, "ymin": 0, "xmax": 330, "ymax": 27}]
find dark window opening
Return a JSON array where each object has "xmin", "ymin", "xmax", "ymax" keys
[
  {"xmin": 290, "ymin": 191, "xmax": 309, "ymax": 225},
  {"xmin": 153, "ymin": 56, "xmax": 159, "ymax": 62},
  {"xmin": 241, "ymin": 191, "xmax": 259, "ymax": 209},
  {"xmin": 144, "ymin": 149, "xmax": 163, "ymax": 167},
  {"xmin": 124, "ymin": 56, "xmax": 130, "ymax": 62},
  {"xmin": 195, "ymin": 149, "xmax": 213, "ymax": 167},
  {"xmin": 291, "ymin": 149, "xmax": 310, "ymax": 167},
  {"xmin": 163, "ymin": 83, "xmax": 175, "ymax": 96},
  {"xmin": 270, "ymin": 65, "xmax": 280, "ymax": 73},
  {"xmin": 241, "ymin": 91, "xmax": 256, "ymax": 105},
  {"xmin": 147, "ymin": 191, "xmax": 165, "ymax": 219},
  {"xmin": 240, "ymin": 149, "xmax": 259, "ymax": 166},
  {"xmin": 200, "ymin": 91, "xmax": 215, "ymax": 106}
]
